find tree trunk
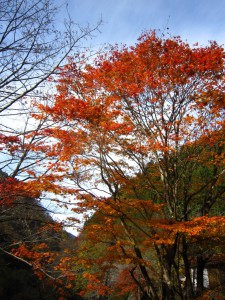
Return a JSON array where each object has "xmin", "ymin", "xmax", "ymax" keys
[
  {"xmin": 182, "ymin": 237, "xmax": 194, "ymax": 300},
  {"xmin": 162, "ymin": 281, "xmax": 175, "ymax": 300},
  {"xmin": 134, "ymin": 246, "xmax": 159, "ymax": 300},
  {"xmin": 196, "ymin": 255, "xmax": 206, "ymax": 297}
]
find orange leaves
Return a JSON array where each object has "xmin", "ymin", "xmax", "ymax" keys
[
  {"xmin": 11, "ymin": 242, "xmax": 55, "ymax": 269},
  {"xmin": 83, "ymin": 273, "xmax": 111, "ymax": 296},
  {"xmin": 0, "ymin": 133, "xmax": 20, "ymax": 146},
  {"xmin": 188, "ymin": 216, "xmax": 225, "ymax": 239},
  {"xmin": 155, "ymin": 216, "xmax": 225, "ymax": 242},
  {"xmin": 35, "ymin": 31, "xmax": 225, "ymax": 189},
  {"xmin": 184, "ymin": 114, "xmax": 195, "ymax": 124},
  {"xmin": 113, "ymin": 268, "xmax": 138, "ymax": 297},
  {"xmin": 0, "ymin": 133, "xmax": 21, "ymax": 154},
  {"xmin": 100, "ymin": 120, "xmax": 134, "ymax": 135},
  {"xmin": 0, "ymin": 177, "xmax": 40, "ymax": 205},
  {"xmin": 23, "ymin": 31, "xmax": 225, "ymax": 299}
]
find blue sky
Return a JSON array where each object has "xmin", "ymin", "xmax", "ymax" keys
[{"xmin": 59, "ymin": 0, "xmax": 225, "ymax": 47}]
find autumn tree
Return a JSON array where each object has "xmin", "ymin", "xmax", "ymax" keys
[{"xmin": 31, "ymin": 31, "xmax": 225, "ymax": 299}]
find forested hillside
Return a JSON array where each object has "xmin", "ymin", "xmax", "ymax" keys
[{"xmin": 0, "ymin": 171, "xmax": 82, "ymax": 300}]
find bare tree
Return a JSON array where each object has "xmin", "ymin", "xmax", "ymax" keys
[{"xmin": 0, "ymin": 0, "xmax": 100, "ymax": 114}]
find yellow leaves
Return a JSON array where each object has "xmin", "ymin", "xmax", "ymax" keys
[{"xmin": 124, "ymin": 258, "xmax": 132, "ymax": 265}]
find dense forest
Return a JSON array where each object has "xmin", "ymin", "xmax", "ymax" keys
[{"xmin": 0, "ymin": 0, "xmax": 225, "ymax": 299}]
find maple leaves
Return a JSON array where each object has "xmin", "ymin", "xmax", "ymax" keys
[
  {"xmin": 0, "ymin": 177, "xmax": 40, "ymax": 206},
  {"xmin": 31, "ymin": 30, "xmax": 225, "ymax": 299},
  {"xmin": 54, "ymin": 32, "xmax": 223, "ymax": 299},
  {"xmin": 0, "ymin": 29, "xmax": 224, "ymax": 299}
]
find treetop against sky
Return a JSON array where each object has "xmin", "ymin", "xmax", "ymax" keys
[{"xmin": 57, "ymin": 0, "xmax": 225, "ymax": 47}]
